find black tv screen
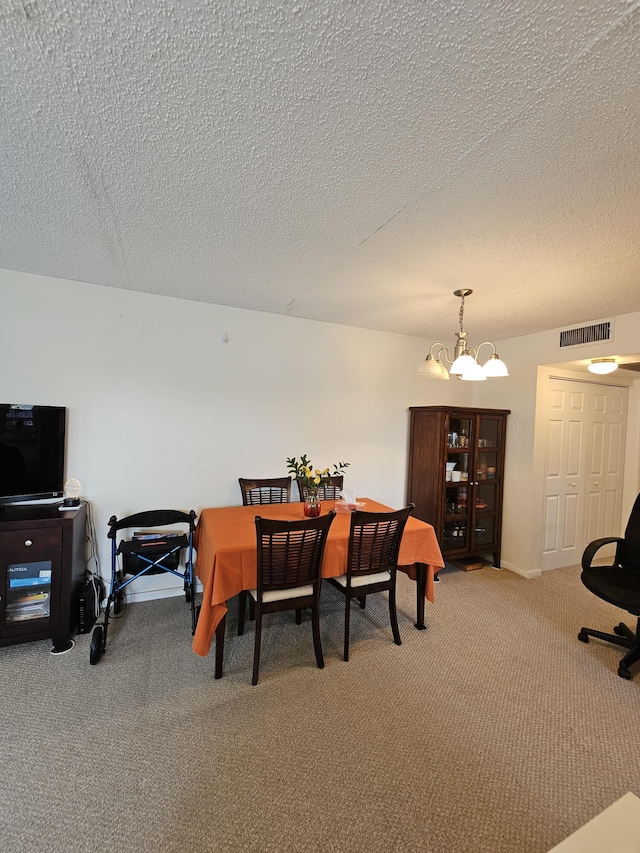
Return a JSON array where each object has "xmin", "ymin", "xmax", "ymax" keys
[{"xmin": 0, "ymin": 405, "xmax": 66, "ymax": 505}]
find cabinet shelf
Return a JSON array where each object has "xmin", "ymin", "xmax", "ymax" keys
[{"xmin": 407, "ymin": 406, "xmax": 510, "ymax": 568}]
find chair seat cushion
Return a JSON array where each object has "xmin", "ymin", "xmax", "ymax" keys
[
  {"xmin": 249, "ymin": 585, "xmax": 314, "ymax": 603},
  {"xmin": 333, "ymin": 571, "xmax": 391, "ymax": 589},
  {"xmin": 581, "ymin": 566, "xmax": 640, "ymax": 615}
]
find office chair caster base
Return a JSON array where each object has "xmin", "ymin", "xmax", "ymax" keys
[
  {"xmin": 89, "ymin": 625, "xmax": 104, "ymax": 665},
  {"xmin": 578, "ymin": 630, "xmax": 589, "ymax": 643},
  {"xmin": 618, "ymin": 664, "xmax": 632, "ymax": 679}
]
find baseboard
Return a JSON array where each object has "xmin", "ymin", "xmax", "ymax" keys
[
  {"xmin": 501, "ymin": 559, "xmax": 542, "ymax": 579},
  {"xmin": 102, "ymin": 579, "xmax": 203, "ymax": 605}
]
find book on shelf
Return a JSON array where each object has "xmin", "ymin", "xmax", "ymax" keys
[{"xmin": 132, "ymin": 530, "xmax": 182, "ymax": 541}]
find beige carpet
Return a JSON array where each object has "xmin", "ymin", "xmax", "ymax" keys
[{"xmin": 1, "ymin": 563, "xmax": 639, "ymax": 853}]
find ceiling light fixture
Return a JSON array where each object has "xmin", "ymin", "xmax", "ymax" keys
[
  {"xmin": 588, "ymin": 358, "xmax": 618, "ymax": 375},
  {"xmin": 418, "ymin": 289, "xmax": 509, "ymax": 381}
]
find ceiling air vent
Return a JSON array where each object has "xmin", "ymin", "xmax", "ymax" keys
[{"xmin": 559, "ymin": 320, "xmax": 613, "ymax": 350}]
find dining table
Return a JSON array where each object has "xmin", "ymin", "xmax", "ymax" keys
[{"xmin": 192, "ymin": 497, "xmax": 445, "ymax": 677}]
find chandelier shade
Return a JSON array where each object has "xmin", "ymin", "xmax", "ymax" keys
[
  {"xmin": 450, "ymin": 352, "xmax": 477, "ymax": 376},
  {"xmin": 482, "ymin": 353, "xmax": 509, "ymax": 377},
  {"xmin": 417, "ymin": 352, "xmax": 450, "ymax": 379},
  {"xmin": 460, "ymin": 360, "xmax": 487, "ymax": 381},
  {"xmin": 417, "ymin": 290, "xmax": 509, "ymax": 381}
]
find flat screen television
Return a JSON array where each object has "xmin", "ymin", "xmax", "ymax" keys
[{"xmin": 0, "ymin": 404, "xmax": 66, "ymax": 505}]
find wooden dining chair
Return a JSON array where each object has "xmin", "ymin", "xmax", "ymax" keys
[
  {"xmin": 329, "ymin": 504, "xmax": 414, "ymax": 661},
  {"xmin": 297, "ymin": 475, "xmax": 344, "ymax": 502},
  {"xmin": 237, "ymin": 512, "xmax": 336, "ymax": 685},
  {"xmin": 238, "ymin": 477, "xmax": 291, "ymax": 506}
]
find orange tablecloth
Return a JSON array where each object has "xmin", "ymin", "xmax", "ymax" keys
[{"xmin": 192, "ymin": 498, "xmax": 444, "ymax": 657}]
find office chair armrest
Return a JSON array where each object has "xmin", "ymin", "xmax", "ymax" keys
[{"xmin": 582, "ymin": 537, "xmax": 624, "ymax": 570}]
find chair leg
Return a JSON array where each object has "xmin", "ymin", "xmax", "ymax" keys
[
  {"xmin": 238, "ymin": 591, "xmax": 247, "ymax": 636},
  {"xmin": 249, "ymin": 598, "xmax": 256, "ymax": 621},
  {"xmin": 358, "ymin": 595, "xmax": 366, "ymax": 609},
  {"xmin": 311, "ymin": 605, "xmax": 324, "ymax": 669},
  {"xmin": 619, "ymin": 617, "xmax": 640, "ymax": 679},
  {"xmin": 295, "ymin": 607, "xmax": 302, "ymax": 625},
  {"xmin": 619, "ymin": 642, "xmax": 640, "ymax": 678},
  {"xmin": 389, "ymin": 578, "xmax": 401, "ymax": 646},
  {"xmin": 252, "ymin": 609, "xmax": 262, "ymax": 686},
  {"xmin": 343, "ymin": 593, "xmax": 351, "ymax": 662}
]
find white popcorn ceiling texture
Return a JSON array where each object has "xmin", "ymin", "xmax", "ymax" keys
[{"xmin": 2, "ymin": 0, "xmax": 640, "ymax": 343}]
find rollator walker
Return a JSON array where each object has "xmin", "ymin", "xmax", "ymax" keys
[{"xmin": 89, "ymin": 509, "xmax": 197, "ymax": 664}]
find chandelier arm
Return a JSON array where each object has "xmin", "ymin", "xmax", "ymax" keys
[
  {"xmin": 475, "ymin": 341, "xmax": 498, "ymax": 358},
  {"xmin": 429, "ymin": 342, "xmax": 455, "ymax": 364}
]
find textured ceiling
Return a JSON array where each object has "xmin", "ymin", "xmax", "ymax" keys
[{"xmin": 2, "ymin": 0, "xmax": 640, "ymax": 344}]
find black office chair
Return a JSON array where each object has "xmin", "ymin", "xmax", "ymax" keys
[
  {"xmin": 329, "ymin": 504, "xmax": 413, "ymax": 661},
  {"xmin": 237, "ymin": 512, "xmax": 335, "ymax": 685},
  {"xmin": 297, "ymin": 475, "xmax": 344, "ymax": 502},
  {"xmin": 238, "ymin": 477, "xmax": 291, "ymax": 506},
  {"xmin": 578, "ymin": 493, "xmax": 640, "ymax": 679}
]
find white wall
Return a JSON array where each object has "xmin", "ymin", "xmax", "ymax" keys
[
  {"xmin": 1, "ymin": 268, "xmax": 471, "ymax": 597},
  {"xmin": 470, "ymin": 315, "xmax": 640, "ymax": 577},
  {"xmin": 4, "ymin": 269, "xmax": 639, "ymax": 594}
]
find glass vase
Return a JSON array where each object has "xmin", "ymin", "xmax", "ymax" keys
[{"xmin": 303, "ymin": 492, "xmax": 321, "ymax": 518}]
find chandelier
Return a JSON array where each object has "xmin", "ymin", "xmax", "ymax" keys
[{"xmin": 418, "ymin": 289, "xmax": 509, "ymax": 381}]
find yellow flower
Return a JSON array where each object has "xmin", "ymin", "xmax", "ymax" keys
[{"xmin": 314, "ymin": 476, "xmax": 321, "ymax": 485}]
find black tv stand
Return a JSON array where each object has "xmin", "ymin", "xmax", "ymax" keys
[{"xmin": 0, "ymin": 502, "xmax": 86, "ymax": 652}]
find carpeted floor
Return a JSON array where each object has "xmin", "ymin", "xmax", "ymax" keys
[{"xmin": 1, "ymin": 563, "xmax": 639, "ymax": 853}]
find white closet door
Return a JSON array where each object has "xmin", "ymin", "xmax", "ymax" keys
[
  {"xmin": 541, "ymin": 378, "xmax": 627, "ymax": 571},
  {"xmin": 583, "ymin": 386, "xmax": 627, "ymax": 545}
]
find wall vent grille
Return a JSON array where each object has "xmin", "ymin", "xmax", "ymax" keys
[{"xmin": 559, "ymin": 320, "xmax": 612, "ymax": 349}]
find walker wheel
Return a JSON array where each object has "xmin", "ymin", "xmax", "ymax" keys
[
  {"xmin": 89, "ymin": 625, "xmax": 104, "ymax": 665},
  {"xmin": 113, "ymin": 591, "xmax": 124, "ymax": 615},
  {"xmin": 185, "ymin": 583, "xmax": 192, "ymax": 603}
]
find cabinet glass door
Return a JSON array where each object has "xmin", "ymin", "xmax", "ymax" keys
[
  {"xmin": 471, "ymin": 414, "xmax": 502, "ymax": 554},
  {"xmin": 447, "ymin": 417, "xmax": 472, "ymax": 450},
  {"xmin": 5, "ymin": 559, "xmax": 52, "ymax": 626},
  {"xmin": 443, "ymin": 484, "xmax": 469, "ymax": 552},
  {"xmin": 471, "ymin": 517, "xmax": 495, "ymax": 550}
]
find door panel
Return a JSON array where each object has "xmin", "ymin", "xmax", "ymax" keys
[
  {"xmin": 541, "ymin": 378, "xmax": 627, "ymax": 570},
  {"xmin": 563, "ymin": 492, "xmax": 579, "ymax": 550},
  {"xmin": 543, "ymin": 495, "xmax": 559, "ymax": 553}
]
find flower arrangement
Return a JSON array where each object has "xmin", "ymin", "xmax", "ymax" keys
[{"xmin": 286, "ymin": 455, "xmax": 350, "ymax": 499}]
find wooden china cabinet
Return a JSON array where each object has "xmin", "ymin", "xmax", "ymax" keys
[{"xmin": 407, "ymin": 406, "xmax": 510, "ymax": 568}]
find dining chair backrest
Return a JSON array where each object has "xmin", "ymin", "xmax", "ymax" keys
[
  {"xmin": 239, "ymin": 477, "xmax": 292, "ymax": 506},
  {"xmin": 297, "ymin": 475, "xmax": 344, "ymax": 502},
  {"xmin": 255, "ymin": 512, "xmax": 335, "ymax": 595},
  {"xmin": 346, "ymin": 505, "xmax": 414, "ymax": 582},
  {"xmin": 239, "ymin": 511, "xmax": 336, "ymax": 684}
]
